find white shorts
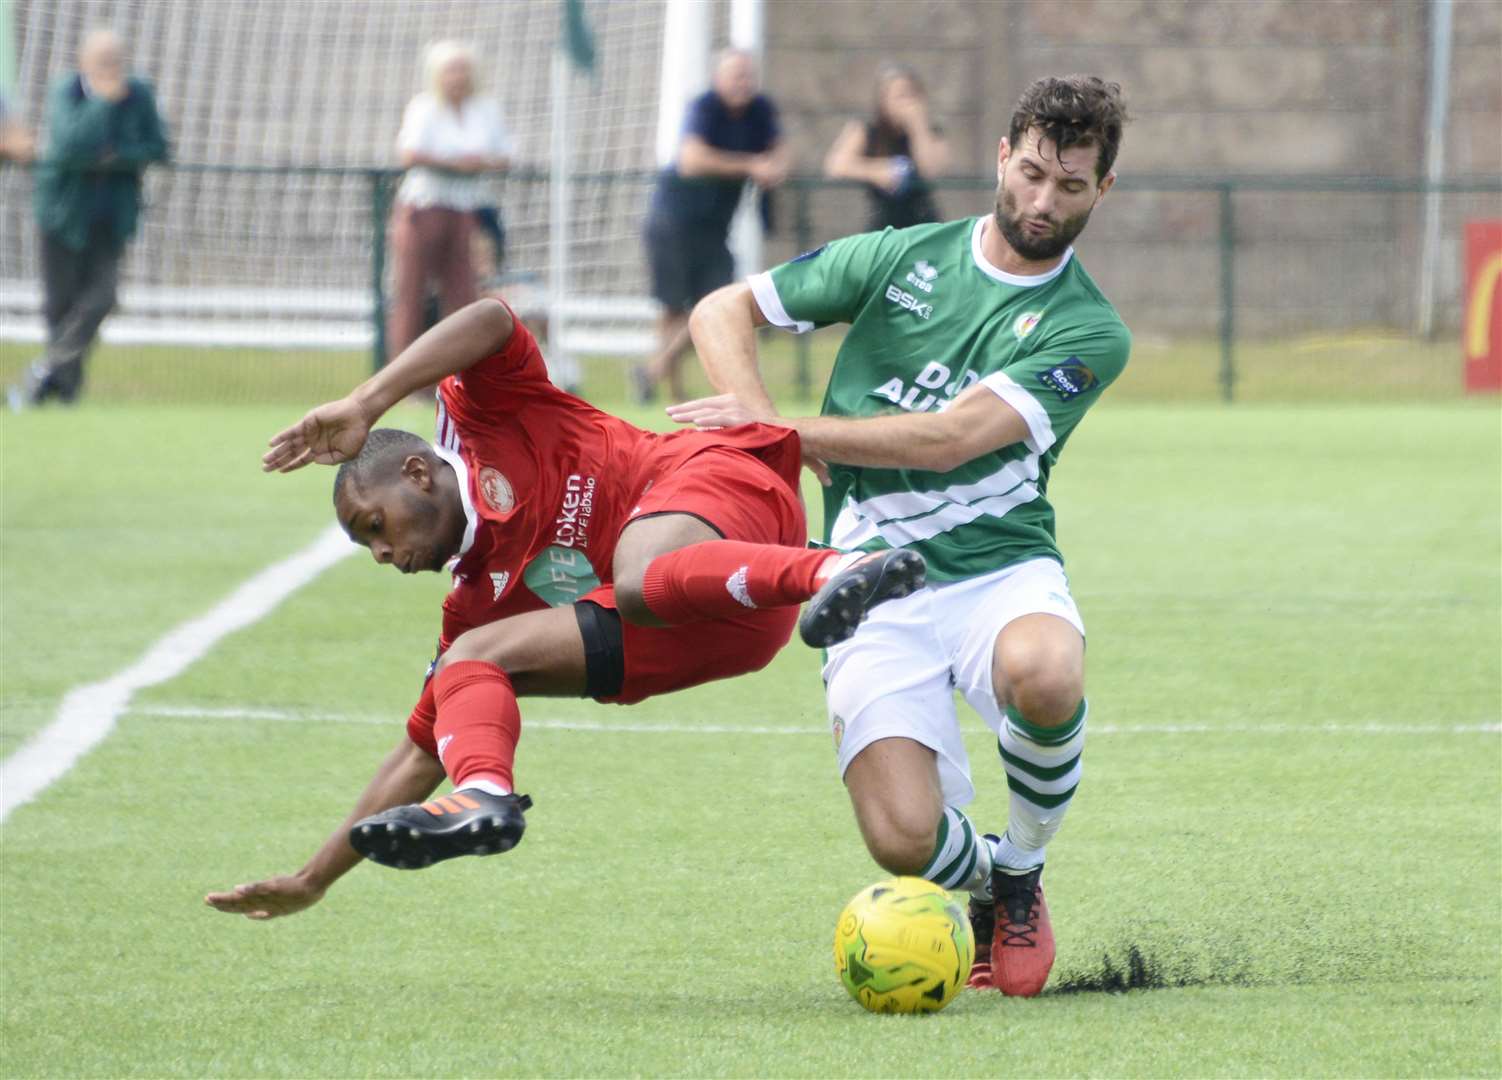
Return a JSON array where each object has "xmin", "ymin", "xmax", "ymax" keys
[{"xmin": 822, "ymin": 557, "xmax": 1085, "ymax": 807}]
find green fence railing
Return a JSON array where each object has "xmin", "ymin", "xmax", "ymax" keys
[
  {"xmin": 784, "ymin": 174, "xmax": 1502, "ymax": 402},
  {"xmin": 3, "ymin": 162, "xmax": 1498, "ymax": 403}
]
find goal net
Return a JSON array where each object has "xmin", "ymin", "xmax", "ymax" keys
[{"xmin": 0, "ymin": 0, "xmax": 669, "ymax": 395}]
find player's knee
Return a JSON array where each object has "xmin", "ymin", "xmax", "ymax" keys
[
  {"xmin": 997, "ymin": 635, "xmax": 1083, "ymax": 729},
  {"xmin": 435, "ymin": 627, "xmax": 512, "ymax": 674},
  {"xmin": 865, "ymin": 813, "xmax": 938, "ymax": 876},
  {"xmin": 855, "ymin": 799, "xmax": 939, "ymax": 876},
  {"xmin": 612, "ymin": 573, "xmax": 655, "ymax": 627}
]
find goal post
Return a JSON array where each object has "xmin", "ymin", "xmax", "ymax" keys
[{"xmin": 0, "ymin": 0, "xmax": 671, "ymax": 391}]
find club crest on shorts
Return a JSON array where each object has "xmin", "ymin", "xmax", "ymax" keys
[
  {"xmin": 831, "ymin": 714, "xmax": 845, "ymax": 751},
  {"xmin": 477, "ymin": 467, "xmax": 515, "ymax": 513}
]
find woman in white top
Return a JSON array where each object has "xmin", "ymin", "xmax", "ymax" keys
[{"xmin": 388, "ymin": 40, "xmax": 513, "ymax": 362}]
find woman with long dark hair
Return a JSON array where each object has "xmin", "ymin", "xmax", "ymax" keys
[{"xmin": 824, "ymin": 65, "xmax": 950, "ymax": 230}]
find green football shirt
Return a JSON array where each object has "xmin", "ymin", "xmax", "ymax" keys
[{"xmin": 751, "ymin": 216, "xmax": 1130, "ymax": 581}]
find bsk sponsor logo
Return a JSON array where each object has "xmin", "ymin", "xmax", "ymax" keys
[{"xmin": 885, "ymin": 283, "xmax": 933, "ymax": 319}]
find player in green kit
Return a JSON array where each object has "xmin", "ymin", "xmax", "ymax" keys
[{"xmin": 669, "ymin": 76, "xmax": 1129, "ymax": 997}]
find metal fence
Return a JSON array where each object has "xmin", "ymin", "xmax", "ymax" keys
[{"xmin": 2, "ymin": 163, "xmax": 1499, "ymax": 402}]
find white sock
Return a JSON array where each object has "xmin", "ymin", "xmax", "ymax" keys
[
  {"xmin": 455, "ymin": 778, "xmax": 510, "ymax": 797},
  {"xmin": 995, "ymin": 700, "xmax": 1087, "ymax": 871},
  {"xmin": 920, "ymin": 806, "xmax": 994, "ymax": 894}
]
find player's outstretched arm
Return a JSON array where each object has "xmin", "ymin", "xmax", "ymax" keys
[
  {"xmin": 262, "ymin": 299, "xmax": 516, "ymax": 473},
  {"xmin": 204, "ymin": 735, "xmax": 446, "ymax": 920},
  {"xmin": 673, "ymin": 382, "xmax": 1031, "ymax": 474},
  {"xmin": 789, "ymin": 384, "xmax": 1030, "ymax": 472}
]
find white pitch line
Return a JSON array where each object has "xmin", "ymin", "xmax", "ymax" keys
[
  {"xmin": 0, "ymin": 526, "xmax": 357, "ymax": 822},
  {"xmin": 124, "ymin": 703, "xmax": 1502, "ymax": 737}
]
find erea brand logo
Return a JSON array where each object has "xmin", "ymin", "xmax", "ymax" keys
[
  {"xmin": 905, "ymin": 259, "xmax": 939, "ymax": 293},
  {"xmin": 1036, "ymin": 358, "xmax": 1098, "ymax": 400}
]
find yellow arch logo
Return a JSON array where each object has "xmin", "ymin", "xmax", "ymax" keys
[{"xmin": 1466, "ymin": 251, "xmax": 1502, "ymax": 361}]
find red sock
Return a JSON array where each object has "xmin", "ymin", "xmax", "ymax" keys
[
  {"xmin": 639, "ymin": 540, "xmax": 836, "ymax": 624},
  {"xmin": 432, "ymin": 660, "xmax": 521, "ymax": 792}
]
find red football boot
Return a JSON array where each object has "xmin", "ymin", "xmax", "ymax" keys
[
  {"xmin": 966, "ymin": 893, "xmax": 996, "ymax": 990},
  {"xmin": 990, "ymin": 865, "xmax": 1055, "ymax": 997}
]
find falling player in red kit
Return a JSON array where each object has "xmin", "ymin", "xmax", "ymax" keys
[{"xmin": 206, "ymin": 298, "xmax": 921, "ymax": 919}]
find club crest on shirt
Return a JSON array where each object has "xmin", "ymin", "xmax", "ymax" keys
[
  {"xmin": 1036, "ymin": 357, "xmax": 1099, "ymax": 400},
  {"xmin": 1013, "ymin": 311, "xmax": 1043, "ymax": 339},
  {"xmin": 477, "ymin": 467, "xmax": 515, "ymax": 513},
  {"xmin": 490, "ymin": 571, "xmax": 511, "ymax": 601}
]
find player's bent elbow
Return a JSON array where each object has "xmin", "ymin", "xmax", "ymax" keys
[{"xmin": 474, "ymin": 295, "xmax": 514, "ymax": 333}]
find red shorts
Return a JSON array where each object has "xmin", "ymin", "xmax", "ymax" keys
[{"xmin": 581, "ymin": 442, "xmax": 806, "ymax": 705}]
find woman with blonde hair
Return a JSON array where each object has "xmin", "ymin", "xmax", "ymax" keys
[
  {"xmin": 824, "ymin": 64, "xmax": 950, "ymax": 230},
  {"xmin": 388, "ymin": 40, "xmax": 513, "ymax": 364}
]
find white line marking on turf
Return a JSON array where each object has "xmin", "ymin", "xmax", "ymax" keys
[
  {"xmin": 125, "ymin": 703, "xmax": 1502, "ymax": 737},
  {"xmin": 0, "ymin": 527, "xmax": 357, "ymax": 822}
]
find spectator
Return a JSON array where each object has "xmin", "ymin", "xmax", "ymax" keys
[
  {"xmin": 9, "ymin": 29, "xmax": 167, "ymax": 410},
  {"xmin": 388, "ymin": 40, "xmax": 513, "ymax": 367},
  {"xmin": 0, "ymin": 93, "xmax": 35, "ymax": 163},
  {"xmin": 824, "ymin": 64, "xmax": 949, "ymax": 230},
  {"xmin": 635, "ymin": 48, "xmax": 789, "ymax": 404}
]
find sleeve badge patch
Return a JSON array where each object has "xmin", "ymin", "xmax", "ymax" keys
[
  {"xmin": 1036, "ymin": 358, "xmax": 1099, "ymax": 400},
  {"xmin": 790, "ymin": 244, "xmax": 826, "ymax": 263}
]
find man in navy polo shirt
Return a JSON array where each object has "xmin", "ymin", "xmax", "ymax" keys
[{"xmin": 635, "ymin": 49, "xmax": 789, "ymax": 404}]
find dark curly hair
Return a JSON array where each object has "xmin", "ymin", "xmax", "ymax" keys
[{"xmin": 1008, "ymin": 75, "xmax": 1128, "ymax": 182}]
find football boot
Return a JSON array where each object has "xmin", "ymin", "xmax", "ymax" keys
[
  {"xmin": 350, "ymin": 790, "xmax": 531, "ymax": 869},
  {"xmin": 990, "ymin": 864, "xmax": 1055, "ymax": 997},
  {"xmin": 798, "ymin": 548, "xmax": 926, "ymax": 648}
]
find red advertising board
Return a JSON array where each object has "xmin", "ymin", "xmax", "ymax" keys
[{"xmin": 1464, "ymin": 221, "xmax": 1502, "ymax": 393}]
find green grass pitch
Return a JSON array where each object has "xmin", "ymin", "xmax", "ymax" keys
[{"xmin": 1, "ymin": 383, "xmax": 1499, "ymax": 1075}]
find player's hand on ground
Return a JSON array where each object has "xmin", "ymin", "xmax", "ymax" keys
[
  {"xmin": 204, "ymin": 874, "xmax": 326, "ymax": 920},
  {"xmin": 263, "ymin": 396, "xmax": 372, "ymax": 472}
]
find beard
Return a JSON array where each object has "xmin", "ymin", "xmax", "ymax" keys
[{"xmin": 994, "ymin": 183, "xmax": 1093, "ymax": 262}]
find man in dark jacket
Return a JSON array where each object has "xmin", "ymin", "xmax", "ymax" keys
[{"xmin": 10, "ymin": 30, "xmax": 168, "ymax": 408}]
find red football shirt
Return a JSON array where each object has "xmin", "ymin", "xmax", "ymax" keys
[{"xmin": 430, "ymin": 317, "xmax": 797, "ymax": 652}]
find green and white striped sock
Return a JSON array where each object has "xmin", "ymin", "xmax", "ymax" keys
[
  {"xmin": 994, "ymin": 699, "xmax": 1087, "ymax": 871},
  {"xmin": 920, "ymin": 805, "xmax": 995, "ymax": 894}
]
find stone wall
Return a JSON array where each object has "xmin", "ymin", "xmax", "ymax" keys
[{"xmin": 761, "ymin": 0, "xmax": 1501, "ymax": 336}]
